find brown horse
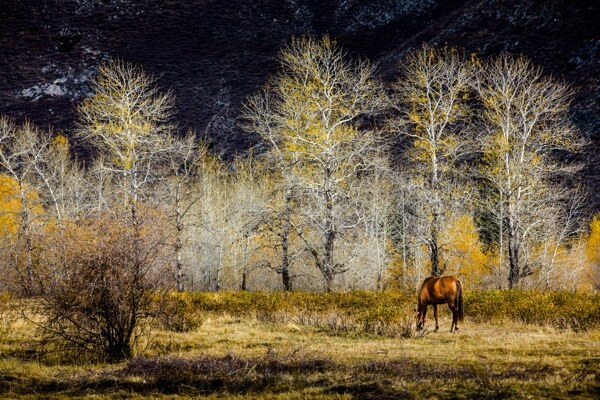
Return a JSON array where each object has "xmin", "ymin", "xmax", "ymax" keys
[{"xmin": 416, "ymin": 275, "xmax": 464, "ymax": 332}]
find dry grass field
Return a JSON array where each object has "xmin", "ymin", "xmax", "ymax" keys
[{"xmin": 1, "ymin": 292, "xmax": 599, "ymax": 399}]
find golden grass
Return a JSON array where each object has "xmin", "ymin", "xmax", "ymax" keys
[
  {"xmin": 1, "ymin": 300, "xmax": 599, "ymax": 399},
  {"xmin": 150, "ymin": 314, "xmax": 600, "ymax": 366}
]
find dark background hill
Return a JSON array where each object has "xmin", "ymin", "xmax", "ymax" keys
[{"xmin": 1, "ymin": 0, "xmax": 599, "ymax": 204}]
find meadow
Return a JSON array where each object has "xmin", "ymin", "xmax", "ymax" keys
[{"xmin": 0, "ymin": 291, "xmax": 599, "ymax": 399}]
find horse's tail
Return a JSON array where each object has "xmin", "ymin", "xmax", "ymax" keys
[{"xmin": 456, "ymin": 279, "xmax": 464, "ymax": 322}]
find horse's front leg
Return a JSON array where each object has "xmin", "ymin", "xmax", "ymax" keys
[
  {"xmin": 417, "ymin": 305, "xmax": 427, "ymax": 331},
  {"xmin": 433, "ymin": 304, "xmax": 439, "ymax": 332}
]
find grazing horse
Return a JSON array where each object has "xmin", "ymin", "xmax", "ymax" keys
[{"xmin": 416, "ymin": 275, "xmax": 464, "ymax": 332}]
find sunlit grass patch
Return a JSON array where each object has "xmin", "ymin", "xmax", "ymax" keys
[{"xmin": 1, "ymin": 291, "xmax": 599, "ymax": 399}]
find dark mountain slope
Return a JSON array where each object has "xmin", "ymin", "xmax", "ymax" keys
[
  {"xmin": 1, "ymin": 0, "xmax": 599, "ymax": 200},
  {"xmin": 379, "ymin": 0, "xmax": 600, "ymax": 135}
]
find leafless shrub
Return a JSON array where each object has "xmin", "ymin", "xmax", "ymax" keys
[{"xmin": 32, "ymin": 210, "xmax": 172, "ymax": 363}]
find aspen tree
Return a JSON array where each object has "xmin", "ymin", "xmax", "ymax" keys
[
  {"xmin": 78, "ymin": 60, "xmax": 177, "ymax": 295},
  {"xmin": 186, "ymin": 151, "xmax": 231, "ymax": 290},
  {"xmin": 0, "ymin": 117, "xmax": 48, "ymax": 293},
  {"xmin": 161, "ymin": 133, "xmax": 200, "ymax": 291},
  {"xmin": 244, "ymin": 36, "xmax": 386, "ymax": 291},
  {"xmin": 391, "ymin": 45, "xmax": 473, "ymax": 277},
  {"xmin": 78, "ymin": 60, "xmax": 175, "ymax": 224},
  {"xmin": 477, "ymin": 54, "xmax": 583, "ymax": 288}
]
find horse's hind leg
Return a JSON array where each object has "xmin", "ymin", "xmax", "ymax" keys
[
  {"xmin": 433, "ymin": 304, "xmax": 439, "ymax": 332},
  {"xmin": 448, "ymin": 302, "xmax": 458, "ymax": 332}
]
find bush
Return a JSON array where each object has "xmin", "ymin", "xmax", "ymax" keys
[{"xmin": 33, "ymin": 213, "xmax": 173, "ymax": 363}]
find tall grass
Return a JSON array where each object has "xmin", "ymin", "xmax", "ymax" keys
[
  {"xmin": 466, "ymin": 290, "xmax": 600, "ymax": 330},
  {"xmin": 164, "ymin": 290, "xmax": 600, "ymax": 334}
]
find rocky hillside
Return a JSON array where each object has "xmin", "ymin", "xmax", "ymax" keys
[{"xmin": 1, "ymin": 0, "xmax": 599, "ymax": 199}]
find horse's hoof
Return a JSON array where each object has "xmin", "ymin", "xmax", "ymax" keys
[{"xmin": 434, "ymin": 327, "xmax": 439, "ymax": 332}]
